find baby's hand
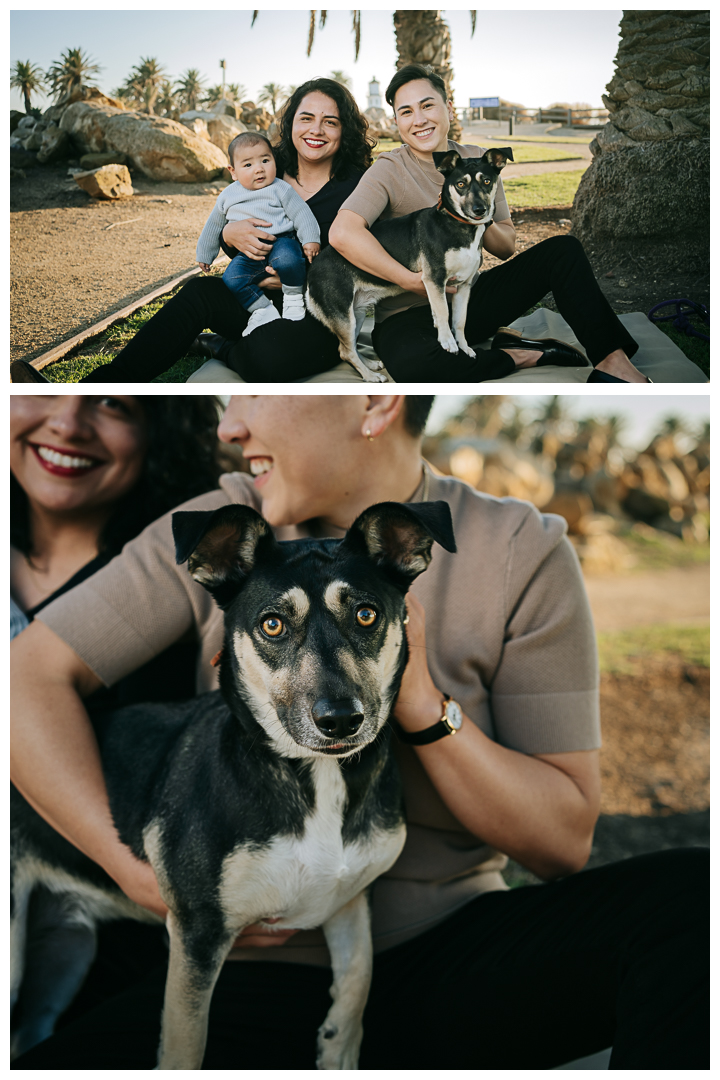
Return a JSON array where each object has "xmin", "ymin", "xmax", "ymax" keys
[
  {"xmin": 303, "ymin": 243, "xmax": 321, "ymax": 263},
  {"xmin": 197, "ymin": 262, "xmax": 212, "ymax": 273}
]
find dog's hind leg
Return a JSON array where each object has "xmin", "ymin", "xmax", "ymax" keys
[
  {"xmin": 352, "ymin": 300, "xmax": 384, "ymax": 374},
  {"xmin": 317, "ymin": 890, "xmax": 373, "ymax": 1070},
  {"xmin": 451, "ymin": 285, "xmax": 476, "ymax": 358},
  {"xmin": 156, "ymin": 910, "xmax": 235, "ymax": 1069},
  {"xmin": 11, "ymin": 888, "xmax": 98, "ymax": 1060},
  {"xmin": 306, "ymin": 293, "xmax": 386, "ymax": 383}
]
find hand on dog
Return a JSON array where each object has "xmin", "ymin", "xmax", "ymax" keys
[
  {"xmin": 393, "ymin": 592, "xmax": 445, "ymax": 735},
  {"xmin": 233, "ymin": 922, "xmax": 300, "ymax": 948},
  {"xmin": 222, "ymin": 218, "xmax": 276, "ymax": 261},
  {"xmin": 404, "ymin": 270, "xmax": 458, "ymax": 299},
  {"xmin": 303, "ymin": 242, "xmax": 321, "ymax": 263}
]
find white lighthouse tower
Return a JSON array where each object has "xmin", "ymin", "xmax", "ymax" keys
[{"xmin": 366, "ymin": 76, "xmax": 386, "ymax": 119}]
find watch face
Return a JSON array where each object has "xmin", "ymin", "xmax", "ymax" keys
[{"xmin": 445, "ymin": 700, "xmax": 463, "ymax": 731}]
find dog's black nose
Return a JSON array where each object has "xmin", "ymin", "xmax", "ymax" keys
[{"xmin": 311, "ymin": 699, "xmax": 364, "ymax": 739}]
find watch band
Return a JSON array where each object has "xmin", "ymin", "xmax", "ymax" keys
[{"xmin": 393, "ymin": 694, "xmax": 462, "ymax": 746}]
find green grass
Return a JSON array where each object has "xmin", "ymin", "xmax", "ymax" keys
[
  {"xmin": 483, "ymin": 133, "xmax": 592, "ymax": 145},
  {"xmin": 504, "ymin": 169, "xmax": 586, "ymax": 208},
  {"xmin": 597, "ymin": 623, "xmax": 709, "ymax": 674},
  {"xmin": 374, "ymin": 139, "xmax": 580, "ymax": 164},
  {"xmin": 619, "ymin": 528, "xmax": 710, "ymax": 573}
]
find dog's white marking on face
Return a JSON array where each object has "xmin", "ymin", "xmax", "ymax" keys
[
  {"xmin": 324, "ymin": 580, "xmax": 352, "ymax": 618},
  {"xmin": 232, "ymin": 629, "xmax": 316, "ymax": 758},
  {"xmin": 218, "ymin": 758, "xmax": 406, "ymax": 932},
  {"xmin": 278, "ymin": 586, "xmax": 310, "ymax": 620}
]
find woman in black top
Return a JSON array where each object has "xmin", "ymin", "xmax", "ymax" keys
[{"xmin": 76, "ymin": 80, "xmax": 375, "ymax": 384}]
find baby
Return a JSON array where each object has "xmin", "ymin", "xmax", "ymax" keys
[{"xmin": 196, "ymin": 132, "xmax": 321, "ymax": 336}]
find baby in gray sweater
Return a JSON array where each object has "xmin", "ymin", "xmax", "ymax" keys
[{"xmin": 196, "ymin": 132, "xmax": 321, "ymax": 335}]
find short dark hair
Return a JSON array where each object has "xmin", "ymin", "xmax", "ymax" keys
[
  {"xmin": 386, "ymin": 64, "xmax": 447, "ymax": 110},
  {"xmin": 404, "ymin": 396, "xmax": 435, "ymax": 438},
  {"xmin": 273, "ymin": 78, "xmax": 375, "ymax": 181},
  {"xmin": 228, "ymin": 131, "xmax": 274, "ymax": 167}
]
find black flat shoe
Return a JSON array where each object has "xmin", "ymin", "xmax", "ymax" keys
[
  {"xmin": 10, "ymin": 360, "xmax": 49, "ymax": 383},
  {"xmin": 491, "ymin": 328, "xmax": 589, "ymax": 367},
  {"xmin": 188, "ymin": 333, "xmax": 227, "ymax": 360},
  {"xmin": 586, "ymin": 369, "xmax": 653, "ymax": 383}
]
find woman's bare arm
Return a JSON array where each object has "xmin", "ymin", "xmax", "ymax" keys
[
  {"xmin": 483, "ymin": 217, "xmax": 516, "ymax": 260},
  {"xmin": 329, "ymin": 209, "xmax": 443, "ymax": 298},
  {"xmin": 11, "ymin": 620, "xmax": 168, "ymax": 916},
  {"xmin": 394, "ymin": 594, "xmax": 600, "ymax": 880}
]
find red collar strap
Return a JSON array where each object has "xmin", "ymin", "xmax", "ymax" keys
[{"xmin": 436, "ymin": 193, "xmax": 491, "ymax": 227}]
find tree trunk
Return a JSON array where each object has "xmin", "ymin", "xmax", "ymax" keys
[
  {"xmin": 393, "ymin": 10, "xmax": 463, "ymax": 141},
  {"xmin": 572, "ymin": 10, "xmax": 709, "ymax": 266},
  {"xmin": 23, "ymin": 88, "xmax": 32, "ymax": 115}
]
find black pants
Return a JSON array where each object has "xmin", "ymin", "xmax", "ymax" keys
[
  {"xmin": 81, "ymin": 277, "xmax": 342, "ymax": 383},
  {"xmin": 12, "ymin": 848, "xmax": 708, "ymax": 1069},
  {"xmin": 373, "ymin": 235, "xmax": 639, "ymax": 382},
  {"xmin": 82, "ymin": 236, "xmax": 637, "ymax": 385}
]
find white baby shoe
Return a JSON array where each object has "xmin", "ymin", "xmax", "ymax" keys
[
  {"xmin": 241, "ymin": 305, "xmax": 281, "ymax": 337},
  {"xmin": 282, "ymin": 293, "xmax": 306, "ymax": 322}
]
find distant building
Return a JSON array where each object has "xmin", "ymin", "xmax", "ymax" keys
[{"xmin": 366, "ymin": 77, "xmax": 386, "ymax": 118}]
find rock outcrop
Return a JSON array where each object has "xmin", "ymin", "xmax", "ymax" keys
[
  {"xmin": 74, "ymin": 163, "xmax": 134, "ymax": 199},
  {"xmin": 59, "ymin": 100, "xmax": 228, "ymax": 182},
  {"xmin": 572, "ymin": 10, "xmax": 709, "ymax": 264}
]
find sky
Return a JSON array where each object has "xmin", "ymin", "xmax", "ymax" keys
[
  {"xmin": 10, "ymin": 8, "xmax": 623, "ymax": 115},
  {"xmin": 425, "ymin": 395, "xmax": 710, "ymax": 450}
]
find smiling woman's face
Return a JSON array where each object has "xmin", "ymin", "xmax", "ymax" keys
[
  {"xmin": 218, "ymin": 396, "xmax": 370, "ymax": 528},
  {"xmin": 291, "ymin": 91, "xmax": 343, "ymax": 167},
  {"xmin": 10, "ymin": 395, "xmax": 148, "ymax": 517},
  {"xmin": 393, "ymin": 78, "xmax": 450, "ymax": 159}
]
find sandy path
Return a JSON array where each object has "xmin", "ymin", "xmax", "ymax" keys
[
  {"xmin": 584, "ymin": 564, "xmax": 709, "ymax": 631},
  {"xmin": 11, "ymin": 171, "xmax": 223, "ymax": 363}
]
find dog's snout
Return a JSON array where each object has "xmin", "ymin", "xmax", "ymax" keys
[{"xmin": 311, "ymin": 699, "xmax": 364, "ymax": 739}]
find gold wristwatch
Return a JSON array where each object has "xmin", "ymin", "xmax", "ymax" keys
[{"xmin": 393, "ymin": 694, "xmax": 463, "ymax": 745}]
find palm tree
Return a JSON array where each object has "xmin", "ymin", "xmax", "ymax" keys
[
  {"xmin": 204, "ymin": 82, "xmax": 247, "ymax": 106},
  {"xmin": 11, "ymin": 59, "xmax": 46, "ymax": 114},
  {"xmin": 329, "ymin": 70, "xmax": 352, "ymax": 89},
  {"xmin": 155, "ymin": 78, "xmax": 179, "ymax": 118},
  {"xmin": 257, "ymin": 82, "xmax": 288, "ymax": 116},
  {"xmin": 175, "ymin": 68, "xmax": 206, "ymax": 112},
  {"xmin": 46, "ymin": 46, "xmax": 101, "ymax": 102},
  {"xmin": 252, "ymin": 9, "xmax": 475, "ymax": 138},
  {"xmin": 118, "ymin": 57, "xmax": 167, "ymax": 114}
]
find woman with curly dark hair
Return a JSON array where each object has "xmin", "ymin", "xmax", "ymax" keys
[
  {"xmin": 10, "ymin": 81, "xmax": 377, "ymax": 384},
  {"xmin": 11, "ymin": 394, "xmax": 224, "ymax": 708}
]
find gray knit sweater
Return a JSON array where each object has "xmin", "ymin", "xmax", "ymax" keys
[{"xmin": 196, "ymin": 179, "xmax": 321, "ymax": 264}]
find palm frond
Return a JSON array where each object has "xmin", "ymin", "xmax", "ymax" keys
[{"xmin": 470, "ymin": 10, "xmax": 476, "ymax": 36}]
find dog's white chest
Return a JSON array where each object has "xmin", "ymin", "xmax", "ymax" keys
[
  {"xmin": 218, "ymin": 758, "xmax": 405, "ymax": 931},
  {"xmin": 444, "ymin": 237, "xmax": 483, "ymax": 284}
]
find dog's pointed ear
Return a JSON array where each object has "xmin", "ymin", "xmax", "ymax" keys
[
  {"xmin": 483, "ymin": 147, "xmax": 514, "ymax": 170},
  {"xmin": 433, "ymin": 149, "xmax": 462, "ymax": 175},
  {"xmin": 342, "ymin": 501, "xmax": 456, "ymax": 586},
  {"xmin": 172, "ymin": 504, "xmax": 277, "ymax": 607}
]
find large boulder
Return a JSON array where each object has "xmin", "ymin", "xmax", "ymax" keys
[
  {"xmin": 11, "ymin": 110, "xmax": 25, "ymax": 133},
  {"xmin": 74, "ymin": 163, "xmax": 134, "ymax": 199},
  {"xmin": 79, "ymin": 151, "xmax": 128, "ymax": 169},
  {"xmin": 239, "ymin": 106, "xmax": 273, "ymax": 131},
  {"xmin": 207, "ymin": 114, "xmax": 247, "ymax": 154},
  {"xmin": 37, "ymin": 124, "xmax": 72, "ymax": 164},
  {"xmin": 59, "ymin": 100, "xmax": 228, "ymax": 182},
  {"xmin": 43, "ymin": 84, "xmax": 127, "ymax": 126},
  {"xmin": 181, "ymin": 117, "xmax": 211, "ymax": 141}
]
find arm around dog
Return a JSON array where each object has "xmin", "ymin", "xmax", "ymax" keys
[{"xmin": 482, "ymin": 218, "xmax": 516, "ymax": 260}]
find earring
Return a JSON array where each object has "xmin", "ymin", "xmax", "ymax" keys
[{"xmin": 365, "ymin": 429, "xmax": 374, "ymax": 442}]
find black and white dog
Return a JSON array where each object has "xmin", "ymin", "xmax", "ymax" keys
[
  {"xmin": 11, "ymin": 500, "xmax": 456, "ymax": 1069},
  {"xmin": 306, "ymin": 147, "xmax": 514, "ymax": 381}
]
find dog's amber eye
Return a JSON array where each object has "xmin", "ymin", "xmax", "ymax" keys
[
  {"xmin": 457, "ymin": 181, "xmax": 465, "ymax": 189},
  {"xmin": 356, "ymin": 608, "xmax": 377, "ymax": 627},
  {"xmin": 262, "ymin": 617, "xmax": 284, "ymax": 638}
]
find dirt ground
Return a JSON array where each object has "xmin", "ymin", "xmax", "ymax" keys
[{"xmin": 9, "ymin": 161, "xmax": 710, "ymax": 364}]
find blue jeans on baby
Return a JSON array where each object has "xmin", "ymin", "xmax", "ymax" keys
[{"xmin": 222, "ymin": 232, "xmax": 306, "ymax": 312}]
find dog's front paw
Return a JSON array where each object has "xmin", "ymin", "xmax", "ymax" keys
[
  {"xmin": 437, "ymin": 333, "xmax": 459, "ymax": 354},
  {"xmin": 316, "ymin": 1021, "xmax": 363, "ymax": 1070},
  {"xmin": 363, "ymin": 369, "xmax": 387, "ymax": 383},
  {"xmin": 459, "ymin": 343, "xmax": 476, "ymax": 358}
]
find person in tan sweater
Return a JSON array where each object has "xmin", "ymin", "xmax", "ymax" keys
[{"xmin": 11, "ymin": 396, "xmax": 706, "ymax": 1069}]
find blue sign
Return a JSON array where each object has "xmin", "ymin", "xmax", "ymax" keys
[{"xmin": 470, "ymin": 97, "xmax": 500, "ymax": 108}]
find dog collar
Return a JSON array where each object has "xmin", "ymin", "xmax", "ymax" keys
[
  {"xmin": 436, "ymin": 194, "xmax": 493, "ymax": 228},
  {"xmin": 393, "ymin": 694, "xmax": 463, "ymax": 745}
]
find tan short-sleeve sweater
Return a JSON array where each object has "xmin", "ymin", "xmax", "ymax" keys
[
  {"xmin": 339, "ymin": 141, "xmax": 511, "ymax": 323},
  {"xmin": 37, "ymin": 469, "xmax": 599, "ymax": 965}
]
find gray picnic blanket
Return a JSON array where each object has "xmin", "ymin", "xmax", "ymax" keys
[{"xmin": 186, "ymin": 307, "xmax": 707, "ymax": 384}]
